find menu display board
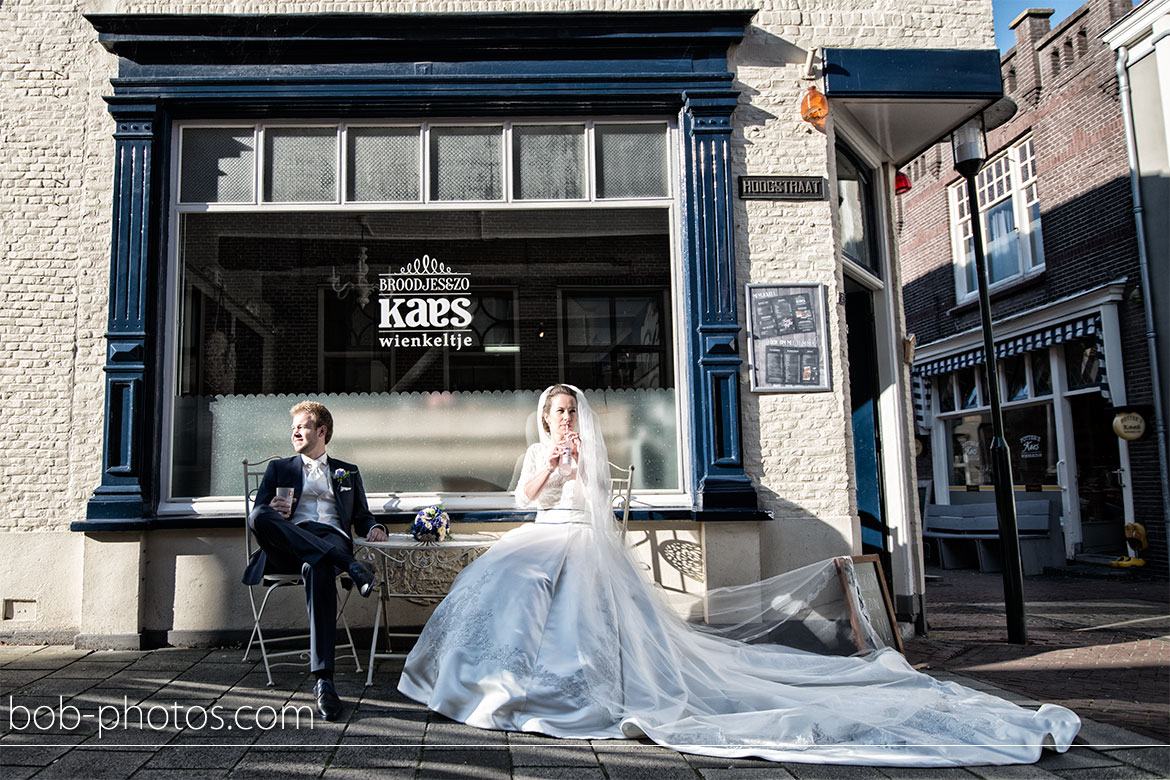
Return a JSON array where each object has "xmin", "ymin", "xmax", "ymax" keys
[{"xmin": 745, "ymin": 283, "xmax": 831, "ymax": 392}]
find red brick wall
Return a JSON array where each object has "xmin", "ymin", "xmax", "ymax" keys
[{"xmin": 898, "ymin": 0, "xmax": 1167, "ymax": 573}]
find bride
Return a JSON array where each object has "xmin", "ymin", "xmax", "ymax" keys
[{"xmin": 398, "ymin": 384, "xmax": 1079, "ymax": 766}]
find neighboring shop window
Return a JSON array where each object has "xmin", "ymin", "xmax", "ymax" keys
[
  {"xmin": 933, "ymin": 346, "xmax": 1059, "ymax": 490},
  {"xmin": 835, "ymin": 144, "xmax": 880, "ymax": 277},
  {"xmin": 944, "ymin": 405, "xmax": 1058, "ymax": 489},
  {"xmin": 949, "ymin": 136, "xmax": 1043, "ymax": 299},
  {"xmin": 170, "ymin": 120, "xmax": 680, "ymax": 503}
]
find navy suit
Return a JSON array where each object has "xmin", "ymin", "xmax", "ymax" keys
[{"xmin": 244, "ymin": 454, "xmax": 377, "ymax": 674}]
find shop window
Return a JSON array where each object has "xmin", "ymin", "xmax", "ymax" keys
[
  {"xmin": 264, "ymin": 127, "xmax": 338, "ymax": 202},
  {"xmin": 595, "ymin": 124, "xmax": 668, "ymax": 199},
  {"xmin": 835, "ymin": 144, "xmax": 880, "ymax": 277},
  {"xmin": 347, "ymin": 127, "xmax": 421, "ymax": 202},
  {"xmin": 179, "ymin": 127, "xmax": 255, "ymax": 204},
  {"xmin": 945, "ymin": 404, "xmax": 1058, "ymax": 489},
  {"xmin": 937, "ymin": 374, "xmax": 955, "ymax": 413},
  {"xmin": 949, "ymin": 136, "xmax": 1043, "ymax": 299},
  {"xmin": 430, "ymin": 126, "xmax": 503, "ymax": 201},
  {"xmin": 170, "ymin": 207, "xmax": 680, "ymax": 501},
  {"xmin": 562, "ymin": 291, "xmax": 670, "ymax": 390},
  {"xmin": 956, "ymin": 367, "xmax": 979, "ymax": 409},
  {"xmin": 513, "ymin": 125, "xmax": 585, "ymax": 200},
  {"xmin": 1065, "ymin": 337, "xmax": 1103, "ymax": 390},
  {"xmin": 1003, "ymin": 354, "xmax": 1028, "ymax": 402},
  {"xmin": 1031, "ymin": 350, "xmax": 1052, "ymax": 396}
]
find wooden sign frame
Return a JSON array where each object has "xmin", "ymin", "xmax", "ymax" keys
[{"xmin": 835, "ymin": 554, "xmax": 904, "ymax": 654}]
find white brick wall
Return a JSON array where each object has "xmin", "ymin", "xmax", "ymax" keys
[{"xmin": 0, "ymin": 0, "xmax": 991, "ymax": 630}]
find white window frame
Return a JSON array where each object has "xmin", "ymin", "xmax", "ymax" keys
[
  {"xmin": 949, "ymin": 136, "xmax": 1043, "ymax": 300},
  {"xmin": 161, "ymin": 116, "xmax": 689, "ymax": 516}
]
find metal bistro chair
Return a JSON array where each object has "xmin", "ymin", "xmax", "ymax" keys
[
  {"xmin": 241, "ymin": 456, "xmax": 362, "ymax": 686},
  {"xmin": 609, "ymin": 462, "xmax": 635, "ymax": 540}
]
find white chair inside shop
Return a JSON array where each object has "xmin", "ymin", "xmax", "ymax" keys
[
  {"xmin": 609, "ymin": 462, "xmax": 635, "ymax": 540},
  {"xmin": 241, "ymin": 456, "xmax": 362, "ymax": 686}
]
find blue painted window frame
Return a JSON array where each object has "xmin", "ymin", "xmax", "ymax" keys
[{"xmin": 80, "ymin": 12, "xmax": 763, "ymax": 529}]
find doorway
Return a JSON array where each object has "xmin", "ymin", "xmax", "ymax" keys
[
  {"xmin": 845, "ymin": 277, "xmax": 888, "ymax": 570},
  {"xmin": 1069, "ymin": 394, "xmax": 1126, "ymax": 556}
]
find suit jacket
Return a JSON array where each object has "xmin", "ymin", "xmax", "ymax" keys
[{"xmin": 243, "ymin": 454, "xmax": 377, "ymax": 585}]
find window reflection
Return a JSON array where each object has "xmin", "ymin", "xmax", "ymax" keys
[
  {"xmin": 957, "ymin": 368, "xmax": 978, "ymax": 409},
  {"xmin": 172, "ymin": 208, "xmax": 678, "ymax": 498}
]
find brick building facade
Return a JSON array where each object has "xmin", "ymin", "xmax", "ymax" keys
[{"xmin": 899, "ymin": 0, "xmax": 1168, "ymax": 573}]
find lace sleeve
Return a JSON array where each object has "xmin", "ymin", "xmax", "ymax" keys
[{"xmin": 514, "ymin": 443, "xmax": 546, "ymax": 508}]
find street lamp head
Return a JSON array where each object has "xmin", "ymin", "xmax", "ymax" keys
[{"xmin": 951, "ymin": 114, "xmax": 987, "ymax": 179}]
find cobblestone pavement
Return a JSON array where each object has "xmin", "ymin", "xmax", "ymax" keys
[
  {"xmin": 1, "ymin": 567, "xmax": 1167, "ymax": 779},
  {"xmin": 904, "ymin": 567, "xmax": 1170, "ymax": 744}
]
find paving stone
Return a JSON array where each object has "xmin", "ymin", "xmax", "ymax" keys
[
  {"xmin": 48, "ymin": 661, "xmax": 132, "ymax": 679},
  {"xmin": 0, "ymin": 669, "xmax": 49, "ymax": 694},
  {"xmin": 420, "ymin": 746, "xmax": 511, "ymax": 778},
  {"xmin": 1077, "ymin": 719, "xmax": 1167, "ymax": 748},
  {"xmin": 322, "ymin": 768, "xmax": 416, "ymax": 780},
  {"xmin": 329, "ymin": 743, "xmax": 421, "ymax": 767},
  {"xmin": 228, "ymin": 747, "xmax": 331, "ymax": 778},
  {"xmin": 686, "ymin": 753, "xmax": 791, "ymax": 769},
  {"xmin": 131, "ymin": 770, "xmax": 231, "ymax": 780},
  {"xmin": 875, "ymin": 768, "xmax": 979, "ymax": 779},
  {"xmin": 514, "ymin": 768, "xmax": 608, "ymax": 780},
  {"xmin": 966, "ymin": 764, "xmax": 1065, "ymax": 779},
  {"xmin": 252, "ymin": 718, "xmax": 345, "ymax": 747},
  {"xmin": 783, "ymin": 764, "xmax": 888, "ymax": 779},
  {"xmin": 1, "ymin": 649, "xmax": 91, "ymax": 670},
  {"xmin": 14, "ymin": 675, "xmax": 103, "ymax": 698},
  {"xmin": 142, "ymin": 743, "xmax": 249, "ymax": 769},
  {"xmin": 1035, "ymin": 747, "xmax": 1125, "ymax": 771},
  {"xmin": 697, "ymin": 768, "xmax": 799, "ymax": 780},
  {"xmin": 426, "ymin": 717, "xmax": 507, "ymax": 746},
  {"xmin": 510, "ymin": 743, "xmax": 600, "ymax": 767},
  {"xmin": 1049, "ymin": 766, "xmax": 1166, "ymax": 779},
  {"xmin": 0, "ymin": 766, "xmax": 42, "ymax": 780},
  {"xmin": 31, "ymin": 745, "xmax": 152, "ymax": 779},
  {"xmin": 124, "ymin": 649, "xmax": 211, "ymax": 671},
  {"xmin": 1098, "ymin": 747, "xmax": 1170, "ymax": 776},
  {"xmin": 597, "ymin": 747, "xmax": 702, "ymax": 779},
  {"xmin": 0, "ymin": 732, "xmax": 86, "ymax": 766}
]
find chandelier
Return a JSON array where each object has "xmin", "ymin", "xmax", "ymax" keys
[{"xmin": 330, "ymin": 244, "xmax": 374, "ymax": 308}]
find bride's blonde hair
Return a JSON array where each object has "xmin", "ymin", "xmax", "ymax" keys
[{"xmin": 540, "ymin": 384, "xmax": 578, "ymax": 435}]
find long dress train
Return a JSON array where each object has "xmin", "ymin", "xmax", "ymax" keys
[{"xmin": 399, "ymin": 388, "xmax": 1079, "ymax": 767}]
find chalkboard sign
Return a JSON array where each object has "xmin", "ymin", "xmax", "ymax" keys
[
  {"xmin": 745, "ymin": 283, "xmax": 831, "ymax": 392},
  {"xmin": 835, "ymin": 554, "xmax": 903, "ymax": 654}
]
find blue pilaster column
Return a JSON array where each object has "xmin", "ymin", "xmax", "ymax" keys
[
  {"xmin": 681, "ymin": 92, "xmax": 756, "ymax": 509},
  {"xmin": 87, "ymin": 103, "xmax": 160, "ymax": 521}
]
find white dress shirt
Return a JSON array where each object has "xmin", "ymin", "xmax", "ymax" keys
[{"xmin": 291, "ymin": 453, "xmax": 346, "ymax": 540}]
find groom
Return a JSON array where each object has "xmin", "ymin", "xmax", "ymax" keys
[{"xmin": 244, "ymin": 401, "xmax": 387, "ymax": 721}]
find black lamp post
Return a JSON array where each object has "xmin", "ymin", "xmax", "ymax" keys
[{"xmin": 951, "ymin": 112, "xmax": 1027, "ymax": 645}]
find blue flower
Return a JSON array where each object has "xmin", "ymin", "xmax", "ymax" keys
[{"xmin": 411, "ymin": 504, "xmax": 450, "ymax": 543}]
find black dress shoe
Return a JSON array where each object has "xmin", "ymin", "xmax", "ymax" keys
[
  {"xmin": 313, "ymin": 678, "xmax": 343, "ymax": 722},
  {"xmin": 348, "ymin": 561, "xmax": 376, "ymax": 597}
]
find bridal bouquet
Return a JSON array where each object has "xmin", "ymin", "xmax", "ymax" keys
[{"xmin": 410, "ymin": 504, "xmax": 450, "ymax": 544}]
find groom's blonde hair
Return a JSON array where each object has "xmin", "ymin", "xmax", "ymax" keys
[{"xmin": 290, "ymin": 401, "xmax": 333, "ymax": 444}]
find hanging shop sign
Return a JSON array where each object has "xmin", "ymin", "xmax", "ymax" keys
[
  {"xmin": 738, "ymin": 176, "xmax": 825, "ymax": 200},
  {"xmin": 1112, "ymin": 410, "xmax": 1147, "ymax": 441},
  {"xmin": 744, "ymin": 283, "xmax": 831, "ymax": 392},
  {"xmin": 378, "ymin": 255, "xmax": 475, "ymax": 350}
]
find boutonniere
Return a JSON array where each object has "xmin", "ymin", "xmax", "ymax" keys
[{"xmin": 333, "ymin": 467, "xmax": 357, "ymax": 484}]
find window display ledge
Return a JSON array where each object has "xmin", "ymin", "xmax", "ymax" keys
[{"xmin": 70, "ymin": 507, "xmax": 772, "ymax": 533}]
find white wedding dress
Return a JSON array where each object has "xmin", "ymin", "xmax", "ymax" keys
[{"xmin": 399, "ymin": 388, "xmax": 1080, "ymax": 767}]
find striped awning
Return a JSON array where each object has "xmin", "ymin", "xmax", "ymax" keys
[
  {"xmin": 915, "ymin": 315, "xmax": 1102, "ymax": 376},
  {"xmin": 911, "ymin": 314, "xmax": 1110, "ymax": 433}
]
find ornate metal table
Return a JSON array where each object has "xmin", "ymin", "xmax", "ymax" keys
[{"xmin": 355, "ymin": 532, "xmax": 499, "ymax": 686}]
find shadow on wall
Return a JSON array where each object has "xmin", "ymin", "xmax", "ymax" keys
[{"xmin": 901, "ymin": 175, "xmax": 1140, "ymax": 346}]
